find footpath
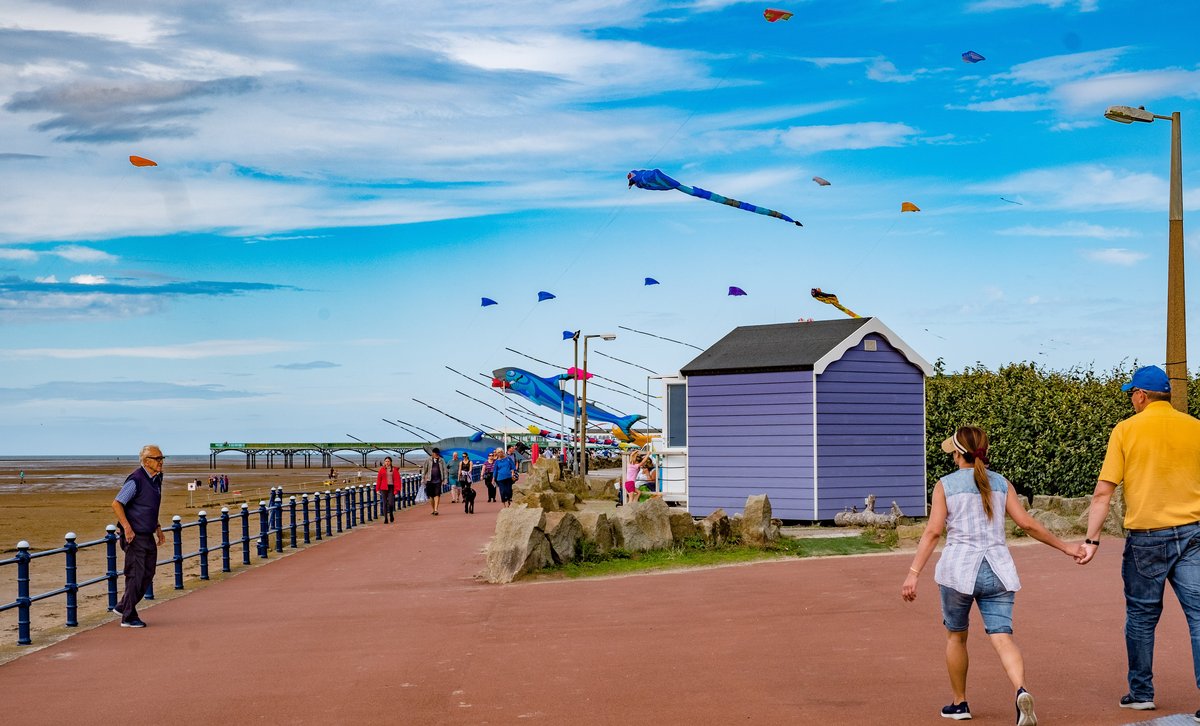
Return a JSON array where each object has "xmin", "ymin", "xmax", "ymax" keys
[{"xmin": 0, "ymin": 494, "xmax": 1196, "ymax": 725}]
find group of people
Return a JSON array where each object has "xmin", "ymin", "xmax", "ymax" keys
[
  {"xmin": 621, "ymin": 450, "xmax": 657, "ymax": 506},
  {"xmin": 902, "ymin": 365, "xmax": 1200, "ymax": 725},
  {"xmin": 207, "ymin": 473, "xmax": 230, "ymax": 493},
  {"xmin": 412, "ymin": 445, "xmax": 521, "ymax": 516}
]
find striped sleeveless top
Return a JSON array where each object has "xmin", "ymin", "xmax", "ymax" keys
[{"xmin": 934, "ymin": 468, "xmax": 1021, "ymax": 595}]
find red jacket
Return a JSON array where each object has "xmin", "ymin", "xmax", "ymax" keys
[{"xmin": 376, "ymin": 466, "xmax": 401, "ymax": 491}]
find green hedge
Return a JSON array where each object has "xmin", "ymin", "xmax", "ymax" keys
[{"xmin": 925, "ymin": 361, "xmax": 1200, "ymax": 497}]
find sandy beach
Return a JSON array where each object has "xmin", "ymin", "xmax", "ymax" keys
[{"xmin": 0, "ymin": 455, "xmax": 412, "ymax": 659}]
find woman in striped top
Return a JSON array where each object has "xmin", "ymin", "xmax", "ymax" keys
[{"xmin": 901, "ymin": 426, "xmax": 1082, "ymax": 725}]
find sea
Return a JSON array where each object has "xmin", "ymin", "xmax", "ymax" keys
[{"xmin": 0, "ymin": 455, "xmax": 236, "ymax": 493}]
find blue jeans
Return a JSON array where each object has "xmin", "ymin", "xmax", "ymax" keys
[
  {"xmin": 939, "ymin": 559, "xmax": 1016, "ymax": 635},
  {"xmin": 1123, "ymin": 522, "xmax": 1200, "ymax": 701}
]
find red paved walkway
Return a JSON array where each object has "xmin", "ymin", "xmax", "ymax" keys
[{"xmin": 1, "ymin": 498, "xmax": 1198, "ymax": 725}]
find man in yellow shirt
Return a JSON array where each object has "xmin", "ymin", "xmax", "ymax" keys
[{"xmin": 1081, "ymin": 365, "xmax": 1200, "ymax": 716}]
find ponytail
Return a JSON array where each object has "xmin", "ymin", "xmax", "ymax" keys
[{"xmin": 955, "ymin": 426, "xmax": 994, "ymax": 520}]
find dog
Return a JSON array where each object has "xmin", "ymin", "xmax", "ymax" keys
[{"xmin": 462, "ymin": 482, "xmax": 477, "ymax": 514}]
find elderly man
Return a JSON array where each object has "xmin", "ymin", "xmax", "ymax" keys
[
  {"xmin": 1080, "ymin": 365, "xmax": 1200, "ymax": 716},
  {"xmin": 111, "ymin": 445, "xmax": 167, "ymax": 628}
]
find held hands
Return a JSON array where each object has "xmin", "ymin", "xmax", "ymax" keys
[{"xmin": 1076, "ymin": 542, "xmax": 1098, "ymax": 565}]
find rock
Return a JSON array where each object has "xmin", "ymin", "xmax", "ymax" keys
[
  {"xmin": 532, "ymin": 456, "xmax": 561, "ymax": 483},
  {"xmin": 554, "ymin": 491, "xmax": 579, "ymax": 512},
  {"xmin": 1031, "ymin": 510, "xmax": 1077, "ymax": 537},
  {"xmin": 1017, "ymin": 495, "xmax": 1031, "ymax": 511},
  {"xmin": 612, "ymin": 497, "xmax": 673, "ymax": 552},
  {"xmin": 1057, "ymin": 497, "xmax": 1091, "ymax": 518},
  {"xmin": 1032, "ymin": 495, "xmax": 1062, "ymax": 512},
  {"xmin": 769, "ymin": 518, "xmax": 782, "ymax": 542},
  {"xmin": 729, "ymin": 513, "xmax": 744, "ymax": 541},
  {"xmin": 896, "ymin": 523, "xmax": 924, "ymax": 541},
  {"xmin": 517, "ymin": 490, "xmax": 559, "ymax": 511},
  {"xmin": 584, "ymin": 477, "xmax": 619, "ymax": 500},
  {"xmin": 1075, "ymin": 507, "xmax": 1124, "ymax": 538},
  {"xmin": 742, "ymin": 494, "xmax": 773, "ymax": 545},
  {"xmin": 484, "ymin": 506, "xmax": 552, "ymax": 583},
  {"xmin": 696, "ymin": 509, "xmax": 732, "ymax": 546},
  {"xmin": 543, "ymin": 512, "xmax": 583, "ymax": 564},
  {"xmin": 668, "ymin": 509, "xmax": 697, "ymax": 543},
  {"xmin": 575, "ymin": 511, "xmax": 615, "ymax": 553}
]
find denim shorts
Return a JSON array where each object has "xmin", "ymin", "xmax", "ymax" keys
[{"xmin": 939, "ymin": 560, "xmax": 1015, "ymax": 635}]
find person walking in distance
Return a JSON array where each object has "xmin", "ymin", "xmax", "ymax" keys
[
  {"xmin": 493, "ymin": 447, "xmax": 517, "ymax": 508},
  {"xmin": 111, "ymin": 445, "xmax": 167, "ymax": 628},
  {"xmin": 376, "ymin": 456, "xmax": 400, "ymax": 523},
  {"xmin": 1078, "ymin": 365, "xmax": 1200, "ymax": 717},
  {"xmin": 482, "ymin": 451, "xmax": 497, "ymax": 503},
  {"xmin": 420, "ymin": 447, "xmax": 446, "ymax": 516},
  {"xmin": 901, "ymin": 426, "xmax": 1082, "ymax": 724}
]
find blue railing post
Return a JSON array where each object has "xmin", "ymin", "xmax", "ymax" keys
[
  {"xmin": 16, "ymin": 540, "xmax": 31, "ymax": 645},
  {"xmin": 258, "ymin": 501, "xmax": 269, "ymax": 559},
  {"xmin": 325, "ymin": 491, "xmax": 333, "ymax": 537},
  {"xmin": 368, "ymin": 486, "xmax": 375, "ymax": 521},
  {"xmin": 302, "ymin": 494, "xmax": 311, "ymax": 544},
  {"xmin": 220, "ymin": 507, "xmax": 231, "ymax": 573},
  {"xmin": 65, "ymin": 532, "xmax": 78, "ymax": 627},
  {"xmin": 273, "ymin": 497, "xmax": 284, "ymax": 553},
  {"xmin": 335, "ymin": 489, "xmax": 344, "ymax": 533},
  {"xmin": 312, "ymin": 493, "xmax": 322, "ymax": 541},
  {"xmin": 105, "ymin": 524, "xmax": 118, "ymax": 612},
  {"xmin": 172, "ymin": 515, "xmax": 184, "ymax": 590},
  {"xmin": 359, "ymin": 485, "xmax": 367, "ymax": 523},
  {"xmin": 288, "ymin": 496, "xmax": 297, "ymax": 548},
  {"xmin": 197, "ymin": 511, "xmax": 210, "ymax": 580},
  {"xmin": 241, "ymin": 503, "xmax": 251, "ymax": 565},
  {"xmin": 346, "ymin": 487, "xmax": 355, "ymax": 529}
]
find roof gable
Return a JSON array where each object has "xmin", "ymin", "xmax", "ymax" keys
[{"xmin": 680, "ymin": 317, "xmax": 933, "ymax": 376}]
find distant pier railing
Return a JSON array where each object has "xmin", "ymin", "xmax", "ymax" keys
[
  {"xmin": 209, "ymin": 441, "xmax": 428, "ymax": 470},
  {"xmin": 0, "ymin": 474, "xmax": 433, "ymax": 645}
]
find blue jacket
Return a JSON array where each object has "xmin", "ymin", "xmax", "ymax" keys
[{"xmin": 493, "ymin": 455, "xmax": 516, "ymax": 481}]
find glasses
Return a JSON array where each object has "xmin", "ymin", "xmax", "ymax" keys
[
  {"xmin": 1128, "ymin": 388, "xmax": 1142, "ymax": 399},
  {"xmin": 146, "ymin": 456, "xmax": 166, "ymax": 461}
]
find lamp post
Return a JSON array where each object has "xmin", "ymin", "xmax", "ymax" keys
[
  {"xmin": 1105, "ymin": 105, "xmax": 1187, "ymax": 412},
  {"xmin": 570, "ymin": 331, "xmax": 580, "ymax": 473},
  {"xmin": 580, "ymin": 333, "xmax": 617, "ymax": 476}
]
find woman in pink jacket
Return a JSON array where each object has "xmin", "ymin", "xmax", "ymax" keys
[{"xmin": 376, "ymin": 456, "xmax": 401, "ymax": 524}]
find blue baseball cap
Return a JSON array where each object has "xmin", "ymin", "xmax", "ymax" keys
[{"xmin": 1121, "ymin": 365, "xmax": 1171, "ymax": 393}]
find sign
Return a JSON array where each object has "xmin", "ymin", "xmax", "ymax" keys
[{"xmin": 187, "ymin": 481, "xmax": 197, "ymax": 491}]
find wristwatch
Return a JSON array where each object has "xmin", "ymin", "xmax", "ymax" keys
[{"xmin": 1085, "ymin": 539, "xmax": 1100, "ymax": 546}]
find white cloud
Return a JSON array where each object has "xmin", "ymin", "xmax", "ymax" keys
[
  {"xmin": 866, "ymin": 59, "xmax": 916, "ymax": 83},
  {"xmin": 68, "ymin": 274, "xmax": 107, "ymax": 285},
  {"xmin": 0, "ymin": 248, "xmax": 38, "ymax": 261},
  {"xmin": 970, "ymin": 164, "xmax": 1169, "ymax": 212},
  {"xmin": 968, "ymin": 0, "xmax": 1099, "ymax": 13},
  {"xmin": 50, "ymin": 245, "xmax": 118, "ymax": 263},
  {"xmin": 999, "ymin": 48, "xmax": 1126, "ymax": 85},
  {"xmin": 34, "ymin": 275, "xmax": 57, "ymax": 283},
  {"xmin": 1049, "ymin": 119, "xmax": 1100, "ymax": 132},
  {"xmin": 780, "ymin": 122, "xmax": 919, "ymax": 152},
  {"xmin": 1056, "ymin": 69, "xmax": 1200, "ymax": 110},
  {"xmin": 949, "ymin": 93, "xmax": 1049, "ymax": 112},
  {"xmin": 6, "ymin": 339, "xmax": 306, "ymax": 360},
  {"xmin": 1083, "ymin": 248, "xmax": 1148, "ymax": 265},
  {"xmin": 998, "ymin": 221, "xmax": 1136, "ymax": 239},
  {"xmin": 797, "ymin": 57, "xmax": 872, "ymax": 68}
]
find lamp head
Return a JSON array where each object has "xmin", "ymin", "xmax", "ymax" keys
[
  {"xmin": 601, "ymin": 334, "xmax": 617, "ymax": 341},
  {"xmin": 1105, "ymin": 105, "xmax": 1155, "ymax": 124}
]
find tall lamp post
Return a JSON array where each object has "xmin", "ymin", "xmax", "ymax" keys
[
  {"xmin": 569, "ymin": 331, "xmax": 580, "ymax": 473},
  {"xmin": 580, "ymin": 333, "xmax": 617, "ymax": 476},
  {"xmin": 1105, "ymin": 105, "xmax": 1187, "ymax": 412}
]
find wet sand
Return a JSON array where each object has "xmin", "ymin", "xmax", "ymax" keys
[{"xmin": 0, "ymin": 456, "xmax": 411, "ymax": 656}]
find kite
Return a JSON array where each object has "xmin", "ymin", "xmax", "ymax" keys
[
  {"xmin": 537, "ymin": 291, "xmax": 556, "ymax": 302},
  {"xmin": 481, "ymin": 297, "xmax": 498, "ymax": 307},
  {"xmin": 129, "ymin": 155, "xmax": 157, "ymax": 167},
  {"xmin": 562, "ymin": 330, "xmax": 578, "ymax": 340},
  {"xmin": 1000, "ymin": 197, "xmax": 1024, "ymax": 205},
  {"xmin": 611, "ymin": 426, "xmax": 655, "ymax": 447},
  {"xmin": 961, "ymin": 51, "xmax": 986, "ymax": 64},
  {"xmin": 728, "ymin": 286, "xmax": 748, "ymax": 296},
  {"xmin": 812, "ymin": 176, "xmax": 831, "ymax": 186},
  {"xmin": 644, "ymin": 277, "xmax": 660, "ymax": 286},
  {"xmin": 468, "ymin": 431, "xmax": 484, "ymax": 443},
  {"xmin": 901, "ymin": 202, "xmax": 920, "ymax": 212},
  {"xmin": 628, "ymin": 169, "xmax": 803, "ymax": 227},
  {"xmin": 493, "ymin": 365, "xmax": 644, "ymax": 435},
  {"xmin": 566, "ymin": 366, "xmax": 594, "ymax": 380},
  {"xmin": 811, "ymin": 288, "xmax": 860, "ymax": 318},
  {"xmin": 764, "ymin": 8, "xmax": 793, "ymax": 22}
]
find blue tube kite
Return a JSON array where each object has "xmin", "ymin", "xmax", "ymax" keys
[
  {"xmin": 627, "ymin": 169, "xmax": 802, "ymax": 227},
  {"xmin": 537, "ymin": 291, "xmax": 556, "ymax": 302}
]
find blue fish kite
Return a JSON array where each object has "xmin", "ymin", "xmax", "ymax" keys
[
  {"xmin": 537, "ymin": 291, "xmax": 556, "ymax": 302},
  {"xmin": 644, "ymin": 277, "xmax": 660, "ymax": 285},
  {"xmin": 426, "ymin": 435, "xmax": 505, "ymax": 464},
  {"xmin": 492, "ymin": 366, "xmax": 643, "ymax": 436},
  {"xmin": 562, "ymin": 330, "xmax": 578, "ymax": 340},
  {"xmin": 728, "ymin": 286, "xmax": 747, "ymax": 296},
  {"xmin": 962, "ymin": 50, "xmax": 985, "ymax": 63},
  {"xmin": 481, "ymin": 297, "xmax": 498, "ymax": 307},
  {"xmin": 627, "ymin": 169, "xmax": 802, "ymax": 227}
]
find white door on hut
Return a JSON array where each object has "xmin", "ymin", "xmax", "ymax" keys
[{"xmin": 651, "ymin": 376, "xmax": 688, "ymax": 506}]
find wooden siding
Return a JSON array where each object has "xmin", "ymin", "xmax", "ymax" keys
[
  {"xmin": 687, "ymin": 370, "xmax": 815, "ymax": 519},
  {"xmin": 815, "ymin": 334, "xmax": 926, "ymax": 519}
]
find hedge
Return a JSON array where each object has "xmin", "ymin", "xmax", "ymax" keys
[{"xmin": 925, "ymin": 361, "xmax": 1200, "ymax": 498}]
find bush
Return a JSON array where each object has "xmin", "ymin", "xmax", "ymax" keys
[{"xmin": 925, "ymin": 360, "xmax": 1195, "ymax": 498}]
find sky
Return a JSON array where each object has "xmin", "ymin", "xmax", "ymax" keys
[{"xmin": 1, "ymin": 0, "xmax": 1199, "ymax": 455}]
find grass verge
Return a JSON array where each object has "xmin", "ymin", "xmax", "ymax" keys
[{"xmin": 534, "ymin": 533, "xmax": 890, "ymax": 580}]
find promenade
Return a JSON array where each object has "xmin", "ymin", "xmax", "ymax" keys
[{"xmin": 1, "ymin": 496, "xmax": 1197, "ymax": 725}]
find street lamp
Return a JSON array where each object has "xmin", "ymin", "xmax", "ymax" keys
[
  {"xmin": 1105, "ymin": 105, "xmax": 1186, "ymax": 412},
  {"xmin": 580, "ymin": 333, "xmax": 616, "ymax": 476}
]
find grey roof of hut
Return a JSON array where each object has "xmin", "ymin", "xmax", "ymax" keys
[{"xmin": 681, "ymin": 317, "xmax": 932, "ymax": 376}]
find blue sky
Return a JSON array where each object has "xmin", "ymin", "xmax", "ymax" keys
[{"xmin": 1, "ymin": 0, "xmax": 1198, "ymax": 454}]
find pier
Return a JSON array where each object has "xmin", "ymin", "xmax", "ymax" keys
[{"xmin": 209, "ymin": 441, "xmax": 427, "ymax": 469}]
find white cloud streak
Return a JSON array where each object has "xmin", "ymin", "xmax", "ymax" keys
[
  {"xmin": 998, "ymin": 221, "xmax": 1137, "ymax": 239},
  {"xmin": 1082, "ymin": 248, "xmax": 1148, "ymax": 265},
  {"xmin": 6, "ymin": 339, "xmax": 306, "ymax": 359}
]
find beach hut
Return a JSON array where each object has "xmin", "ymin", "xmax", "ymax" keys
[{"xmin": 675, "ymin": 317, "xmax": 933, "ymax": 521}]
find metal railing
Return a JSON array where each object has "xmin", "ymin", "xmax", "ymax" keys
[{"xmin": 0, "ymin": 473, "xmax": 432, "ymax": 645}]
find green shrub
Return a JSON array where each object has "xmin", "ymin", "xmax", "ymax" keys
[{"xmin": 925, "ymin": 360, "xmax": 1198, "ymax": 498}]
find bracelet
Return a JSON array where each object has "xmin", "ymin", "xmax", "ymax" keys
[
  {"xmin": 1085, "ymin": 538, "xmax": 1100, "ymax": 546},
  {"xmin": 909, "ymin": 567, "xmax": 921, "ymax": 575}
]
